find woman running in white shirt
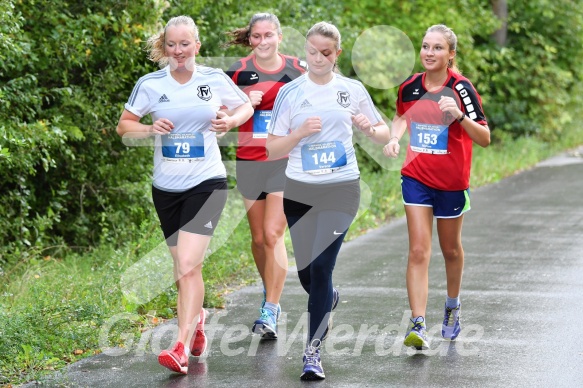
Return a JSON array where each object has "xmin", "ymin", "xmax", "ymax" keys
[
  {"xmin": 266, "ymin": 21, "xmax": 390, "ymax": 381},
  {"xmin": 116, "ymin": 15, "xmax": 252, "ymax": 375}
]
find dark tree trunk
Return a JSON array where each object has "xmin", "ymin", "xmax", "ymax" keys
[{"xmin": 491, "ymin": 0, "xmax": 508, "ymax": 46}]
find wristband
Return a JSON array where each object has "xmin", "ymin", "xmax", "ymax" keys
[
  {"xmin": 456, "ymin": 112, "xmax": 465, "ymax": 123},
  {"xmin": 388, "ymin": 136, "xmax": 399, "ymax": 143}
]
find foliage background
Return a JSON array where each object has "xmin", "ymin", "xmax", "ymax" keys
[
  {"xmin": 1, "ymin": 0, "xmax": 582, "ymax": 267},
  {"xmin": 1, "ymin": 0, "xmax": 582, "ymax": 384}
]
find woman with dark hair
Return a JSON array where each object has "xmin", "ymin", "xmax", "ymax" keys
[{"xmin": 225, "ymin": 13, "xmax": 306, "ymax": 339}]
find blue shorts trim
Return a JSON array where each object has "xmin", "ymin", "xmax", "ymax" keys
[{"xmin": 401, "ymin": 175, "xmax": 470, "ymax": 218}]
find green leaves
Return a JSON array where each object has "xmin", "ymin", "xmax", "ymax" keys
[
  {"xmin": 0, "ymin": 1, "xmax": 164, "ymax": 266},
  {"xmin": 1, "ymin": 0, "xmax": 582, "ymax": 272}
]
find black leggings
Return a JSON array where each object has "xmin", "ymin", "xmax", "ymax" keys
[{"xmin": 286, "ymin": 210, "xmax": 355, "ymax": 342}]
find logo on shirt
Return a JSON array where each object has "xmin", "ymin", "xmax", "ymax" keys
[
  {"xmin": 300, "ymin": 99, "xmax": 312, "ymax": 109},
  {"xmin": 337, "ymin": 91, "xmax": 350, "ymax": 108},
  {"xmin": 249, "ymin": 73, "xmax": 259, "ymax": 81},
  {"xmin": 197, "ymin": 85, "xmax": 212, "ymax": 101},
  {"xmin": 413, "ymin": 89, "xmax": 420, "ymax": 95},
  {"xmin": 204, "ymin": 221, "xmax": 213, "ymax": 229},
  {"xmin": 159, "ymin": 94, "xmax": 170, "ymax": 103}
]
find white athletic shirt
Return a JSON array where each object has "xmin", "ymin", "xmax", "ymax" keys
[
  {"xmin": 269, "ymin": 73, "xmax": 382, "ymax": 184},
  {"xmin": 125, "ymin": 65, "xmax": 248, "ymax": 191}
]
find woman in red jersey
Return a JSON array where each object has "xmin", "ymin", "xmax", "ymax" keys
[
  {"xmin": 225, "ymin": 13, "xmax": 306, "ymax": 339},
  {"xmin": 384, "ymin": 24, "xmax": 490, "ymax": 350}
]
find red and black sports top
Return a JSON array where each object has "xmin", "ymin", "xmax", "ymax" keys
[
  {"xmin": 396, "ymin": 68, "xmax": 487, "ymax": 191},
  {"xmin": 227, "ymin": 53, "xmax": 306, "ymax": 161}
]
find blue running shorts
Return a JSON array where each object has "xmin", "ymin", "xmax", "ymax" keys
[{"xmin": 401, "ymin": 175, "xmax": 470, "ymax": 218}]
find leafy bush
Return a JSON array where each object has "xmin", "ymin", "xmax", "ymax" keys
[{"xmin": 0, "ymin": 1, "xmax": 167, "ymax": 266}]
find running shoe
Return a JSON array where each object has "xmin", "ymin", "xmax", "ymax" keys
[
  {"xmin": 322, "ymin": 288, "xmax": 339, "ymax": 341},
  {"xmin": 404, "ymin": 316, "xmax": 429, "ymax": 350},
  {"xmin": 158, "ymin": 341, "xmax": 188, "ymax": 374},
  {"xmin": 442, "ymin": 303, "xmax": 461, "ymax": 340},
  {"xmin": 252, "ymin": 307, "xmax": 278, "ymax": 339},
  {"xmin": 332, "ymin": 287, "xmax": 339, "ymax": 311},
  {"xmin": 190, "ymin": 308, "xmax": 208, "ymax": 356},
  {"xmin": 261, "ymin": 288, "xmax": 282, "ymax": 319},
  {"xmin": 301, "ymin": 339, "xmax": 325, "ymax": 380}
]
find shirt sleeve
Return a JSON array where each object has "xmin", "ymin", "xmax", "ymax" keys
[
  {"xmin": 268, "ymin": 85, "xmax": 293, "ymax": 136},
  {"xmin": 357, "ymin": 83, "xmax": 383, "ymax": 124},
  {"xmin": 396, "ymin": 84, "xmax": 405, "ymax": 117},
  {"xmin": 217, "ymin": 70, "xmax": 249, "ymax": 110},
  {"xmin": 124, "ymin": 77, "xmax": 153, "ymax": 118},
  {"xmin": 454, "ymin": 80, "xmax": 487, "ymax": 125}
]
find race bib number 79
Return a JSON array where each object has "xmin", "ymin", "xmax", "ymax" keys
[{"xmin": 161, "ymin": 133, "xmax": 205, "ymax": 162}]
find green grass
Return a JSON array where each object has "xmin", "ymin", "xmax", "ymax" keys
[{"xmin": 1, "ymin": 126, "xmax": 583, "ymax": 385}]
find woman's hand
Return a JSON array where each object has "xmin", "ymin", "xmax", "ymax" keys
[
  {"xmin": 210, "ymin": 110, "xmax": 235, "ymax": 133},
  {"xmin": 295, "ymin": 116, "xmax": 322, "ymax": 139},
  {"xmin": 438, "ymin": 95, "xmax": 462, "ymax": 122},
  {"xmin": 248, "ymin": 91, "xmax": 264, "ymax": 108},
  {"xmin": 383, "ymin": 138, "xmax": 400, "ymax": 158},
  {"xmin": 150, "ymin": 118, "xmax": 174, "ymax": 135},
  {"xmin": 351, "ymin": 114, "xmax": 374, "ymax": 137}
]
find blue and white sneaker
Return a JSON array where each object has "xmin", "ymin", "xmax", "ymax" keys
[
  {"xmin": 404, "ymin": 316, "xmax": 429, "ymax": 350},
  {"xmin": 322, "ymin": 288, "xmax": 339, "ymax": 340},
  {"xmin": 252, "ymin": 308, "xmax": 278, "ymax": 339},
  {"xmin": 442, "ymin": 303, "xmax": 461, "ymax": 340},
  {"xmin": 301, "ymin": 339, "xmax": 325, "ymax": 380},
  {"xmin": 261, "ymin": 289, "xmax": 281, "ymax": 320}
]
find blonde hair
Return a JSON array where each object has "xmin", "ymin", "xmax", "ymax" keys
[
  {"xmin": 306, "ymin": 21, "xmax": 341, "ymax": 50},
  {"xmin": 306, "ymin": 22, "xmax": 342, "ymax": 72},
  {"xmin": 145, "ymin": 15, "xmax": 200, "ymax": 67},
  {"xmin": 425, "ymin": 24, "xmax": 460, "ymax": 73}
]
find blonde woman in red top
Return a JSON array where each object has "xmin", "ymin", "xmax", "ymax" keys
[{"xmin": 384, "ymin": 24, "xmax": 490, "ymax": 350}]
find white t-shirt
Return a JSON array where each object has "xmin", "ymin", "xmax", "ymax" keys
[
  {"xmin": 269, "ymin": 73, "xmax": 382, "ymax": 184},
  {"xmin": 125, "ymin": 65, "xmax": 248, "ymax": 191}
]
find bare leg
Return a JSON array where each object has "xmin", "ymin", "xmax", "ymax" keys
[
  {"xmin": 262, "ymin": 192, "xmax": 288, "ymax": 305},
  {"xmin": 436, "ymin": 215, "xmax": 465, "ymax": 299},
  {"xmin": 404, "ymin": 205, "xmax": 434, "ymax": 318},
  {"xmin": 243, "ymin": 197, "xmax": 267, "ymax": 283},
  {"xmin": 244, "ymin": 192, "xmax": 288, "ymax": 305},
  {"xmin": 170, "ymin": 231, "xmax": 211, "ymax": 346}
]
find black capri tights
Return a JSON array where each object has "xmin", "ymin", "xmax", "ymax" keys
[{"xmin": 286, "ymin": 210, "xmax": 355, "ymax": 342}]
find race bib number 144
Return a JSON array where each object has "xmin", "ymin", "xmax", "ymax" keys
[{"xmin": 301, "ymin": 141, "xmax": 347, "ymax": 175}]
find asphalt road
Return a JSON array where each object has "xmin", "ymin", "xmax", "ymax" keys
[{"xmin": 23, "ymin": 147, "xmax": 583, "ymax": 387}]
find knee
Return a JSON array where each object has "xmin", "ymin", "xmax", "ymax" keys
[
  {"xmin": 176, "ymin": 258, "xmax": 203, "ymax": 278},
  {"xmin": 408, "ymin": 246, "xmax": 431, "ymax": 266},
  {"xmin": 251, "ymin": 233, "xmax": 265, "ymax": 250},
  {"xmin": 442, "ymin": 245, "xmax": 464, "ymax": 263},
  {"xmin": 263, "ymin": 228, "xmax": 283, "ymax": 249},
  {"xmin": 310, "ymin": 256, "xmax": 334, "ymax": 276}
]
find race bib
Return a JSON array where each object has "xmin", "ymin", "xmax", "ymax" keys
[
  {"xmin": 252, "ymin": 110, "xmax": 271, "ymax": 139},
  {"xmin": 301, "ymin": 141, "xmax": 347, "ymax": 175},
  {"xmin": 161, "ymin": 133, "xmax": 205, "ymax": 163},
  {"xmin": 410, "ymin": 122, "xmax": 449, "ymax": 154}
]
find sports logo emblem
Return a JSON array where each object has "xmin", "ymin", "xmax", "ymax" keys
[
  {"xmin": 197, "ymin": 85, "xmax": 212, "ymax": 101},
  {"xmin": 337, "ymin": 91, "xmax": 350, "ymax": 108}
]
